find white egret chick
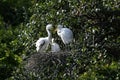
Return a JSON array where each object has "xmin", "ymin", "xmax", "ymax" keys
[
  {"xmin": 35, "ymin": 24, "xmax": 53, "ymax": 52},
  {"xmin": 56, "ymin": 24, "xmax": 73, "ymax": 45},
  {"xmin": 51, "ymin": 38, "xmax": 61, "ymax": 52}
]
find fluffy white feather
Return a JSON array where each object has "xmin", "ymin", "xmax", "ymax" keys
[
  {"xmin": 35, "ymin": 24, "xmax": 53, "ymax": 52},
  {"xmin": 51, "ymin": 38, "xmax": 60, "ymax": 52},
  {"xmin": 56, "ymin": 25, "xmax": 73, "ymax": 44}
]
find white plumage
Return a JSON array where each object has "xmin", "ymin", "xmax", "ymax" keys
[
  {"xmin": 56, "ymin": 25, "xmax": 73, "ymax": 44},
  {"xmin": 51, "ymin": 38, "xmax": 60, "ymax": 52},
  {"xmin": 35, "ymin": 24, "xmax": 53, "ymax": 52}
]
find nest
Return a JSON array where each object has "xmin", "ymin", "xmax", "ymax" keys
[{"xmin": 24, "ymin": 51, "xmax": 73, "ymax": 73}]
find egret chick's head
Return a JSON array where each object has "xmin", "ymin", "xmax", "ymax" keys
[
  {"xmin": 46, "ymin": 24, "xmax": 53, "ymax": 30},
  {"xmin": 57, "ymin": 24, "xmax": 63, "ymax": 29},
  {"xmin": 54, "ymin": 24, "xmax": 63, "ymax": 32}
]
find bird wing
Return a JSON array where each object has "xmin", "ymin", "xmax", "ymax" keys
[
  {"xmin": 39, "ymin": 40, "xmax": 45, "ymax": 48},
  {"xmin": 61, "ymin": 28, "xmax": 73, "ymax": 44},
  {"xmin": 51, "ymin": 43, "xmax": 60, "ymax": 52},
  {"xmin": 35, "ymin": 38, "xmax": 47, "ymax": 51}
]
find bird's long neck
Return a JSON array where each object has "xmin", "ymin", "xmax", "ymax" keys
[{"xmin": 46, "ymin": 29, "xmax": 52, "ymax": 42}]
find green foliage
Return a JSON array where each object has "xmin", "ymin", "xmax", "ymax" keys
[
  {"xmin": 0, "ymin": 27, "xmax": 23, "ymax": 79},
  {"xmin": 0, "ymin": 0, "xmax": 32, "ymax": 26}
]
